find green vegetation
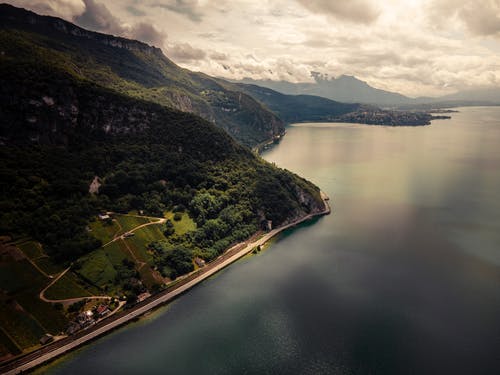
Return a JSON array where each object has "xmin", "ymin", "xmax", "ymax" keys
[
  {"xmin": 0, "ymin": 260, "xmax": 46, "ymax": 295},
  {"xmin": 15, "ymin": 290, "xmax": 68, "ymax": 334},
  {"xmin": 88, "ymin": 219, "xmax": 121, "ymax": 245},
  {"xmin": 34, "ymin": 258, "xmax": 64, "ymax": 276},
  {"xmin": 76, "ymin": 249, "xmax": 119, "ymax": 292},
  {"xmin": 0, "ymin": 245, "xmax": 68, "ymax": 352},
  {"xmin": 17, "ymin": 241, "xmax": 44, "ymax": 259},
  {"xmin": 164, "ymin": 211, "xmax": 196, "ymax": 235},
  {"xmin": 43, "ymin": 273, "xmax": 93, "ymax": 300},
  {"xmin": 114, "ymin": 215, "xmax": 151, "ymax": 234},
  {"xmin": 0, "ymin": 302, "xmax": 45, "ymax": 349}
]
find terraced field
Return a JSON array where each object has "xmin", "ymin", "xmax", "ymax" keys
[{"xmin": 0, "ymin": 240, "xmax": 68, "ymax": 354}]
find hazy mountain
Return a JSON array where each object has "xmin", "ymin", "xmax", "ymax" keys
[
  {"xmin": 238, "ymin": 74, "xmax": 413, "ymax": 107},
  {"xmin": 0, "ymin": 3, "xmax": 284, "ymax": 148},
  {"xmin": 236, "ymin": 74, "xmax": 500, "ymax": 108}
]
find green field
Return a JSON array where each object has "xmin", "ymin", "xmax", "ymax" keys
[
  {"xmin": 34, "ymin": 257, "xmax": 64, "ymax": 276},
  {"xmin": 126, "ymin": 225, "xmax": 164, "ymax": 264},
  {"xmin": 0, "ymin": 302, "xmax": 45, "ymax": 349},
  {"xmin": 88, "ymin": 219, "xmax": 121, "ymax": 244},
  {"xmin": 44, "ymin": 272, "xmax": 93, "ymax": 300},
  {"xmin": 105, "ymin": 240, "xmax": 133, "ymax": 266},
  {"xmin": 114, "ymin": 215, "xmax": 152, "ymax": 234},
  {"xmin": 0, "ymin": 259, "xmax": 47, "ymax": 295},
  {"xmin": 88, "ymin": 215, "xmax": 152, "ymax": 244},
  {"xmin": 164, "ymin": 212, "xmax": 196, "ymax": 235},
  {"xmin": 16, "ymin": 290, "xmax": 68, "ymax": 334},
  {"xmin": 76, "ymin": 249, "xmax": 118, "ymax": 291},
  {"xmin": 0, "ymin": 248, "xmax": 69, "ymax": 352},
  {"xmin": 17, "ymin": 241, "xmax": 44, "ymax": 259}
]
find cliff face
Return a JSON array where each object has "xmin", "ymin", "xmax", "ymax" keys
[{"xmin": 0, "ymin": 3, "xmax": 285, "ymax": 148}]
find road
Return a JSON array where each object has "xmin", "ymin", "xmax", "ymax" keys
[{"xmin": 0, "ymin": 194, "xmax": 330, "ymax": 374}]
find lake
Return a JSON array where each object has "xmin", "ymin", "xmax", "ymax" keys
[{"xmin": 47, "ymin": 107, "xmax": 500, "ymax": 374}]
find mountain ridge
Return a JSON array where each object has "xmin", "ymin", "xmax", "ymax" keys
[{"xmin": 0, "ymin": 3, "xmax": 284, "ymax": 148}]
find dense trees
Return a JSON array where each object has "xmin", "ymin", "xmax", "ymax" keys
[{"xmin": 0, "ymin": 34, "xmax": 324, "ymax": 268}]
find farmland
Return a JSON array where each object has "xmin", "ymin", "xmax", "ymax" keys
[{"xmin": 0, "ymin": 211, "xmax": 197, "ymax": 359}]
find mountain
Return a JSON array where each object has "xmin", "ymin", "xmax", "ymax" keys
[
  {"xmin": 237, "ymin": 74, "xmax": 413, "ymax": 107},
  {"xmin": 0, "ymin": 3, "xmax": 284, "ymax": 148},
  {"xmin": 236, "ymin": 75, "xmax": 500, "ymax": 109}
]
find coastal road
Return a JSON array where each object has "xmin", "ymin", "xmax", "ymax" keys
[{"xmin": 1, "ymin": 194, "xmax": 330, "ymax": 374}]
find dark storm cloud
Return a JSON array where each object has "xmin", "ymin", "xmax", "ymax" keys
[
  {"xmin": 126, "ymin": 5, "xmax": 146, "ymax": 17},
  {"xmin": 209, "ymin": 51, "xmax": 228, "ymax": 61},
  {"xmin": 428, "ymin": 0, "xmax": 500, "ymax": 37},
  {"xmin": 153, "ymin": 0, "xmax": 203, "ymax": 22},
  {"xmin": 296, "ymin": 0, "xmax": 380, "ymax": 24},
  {"xmin": 129, "ymin": 22, "xmax": 166, "ymax": 47},
  {"xmin": 167, "ymin": 42, "xmax": 206, "ymax": 62},
  {"xmin": 74, "ymin": 0, "xmax": 125, "ymax": 35},
  {"xmin": 458, "ymin": 2, "xmax": 500, "ymax": 37}
]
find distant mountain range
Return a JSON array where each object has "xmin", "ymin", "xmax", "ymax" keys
[{"xmin": 236, "ymin": 75, "xmax": 500, "ymax": 108}]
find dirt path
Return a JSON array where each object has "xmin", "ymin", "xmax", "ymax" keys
[{"xmin": 111, "ymin": 219, "xmax": 123, "ymax": 241}]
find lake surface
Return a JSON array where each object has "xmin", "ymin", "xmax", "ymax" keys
[{"xmin": 48, "ymin": 107, "xmax": 500, "ymax": 374}]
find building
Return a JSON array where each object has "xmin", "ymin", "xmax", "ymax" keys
[
  {"xmin": 96, "ymin": 304, "xmax": 110, "ymax": 318},
  {"xmin": 194, "ymin": 257, "xmax": 206, "ymax": 267},
  {"xmin": 39, "ymin": 333, "xmax": 54, "ymax": 345},
  {"xmin": 137, "ymin": 292, "xmax": 151, "ymax": 302}
]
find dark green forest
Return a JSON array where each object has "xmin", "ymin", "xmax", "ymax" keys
[{"xmin": 0, "ymin": 56, "xmax": 324, "ymax": 266}]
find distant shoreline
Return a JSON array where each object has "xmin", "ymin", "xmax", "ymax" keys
[{"xmin": 0, "ymin": 193, "xmax": 331, "ymax": 375}]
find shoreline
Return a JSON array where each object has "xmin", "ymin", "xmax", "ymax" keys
[{"xmin": 0, "ymin": 192, "xmax": 331, "ymax": 375}]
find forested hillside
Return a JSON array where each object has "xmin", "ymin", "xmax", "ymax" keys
[{"xmin": 0, "ymin": 4, "xmax": 284, "ymax": 147}]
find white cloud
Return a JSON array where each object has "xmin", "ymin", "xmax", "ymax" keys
[
  {"xmin": 8, "ymin": 0, "xmax": 500, "ymax": 96},
  {"xmin": 7, "ymin": 0, "xmax": 84, "ymax": 19},
  {"xmin": 296, "ymin": 0, "xmax": 380, "ymax": 24}
]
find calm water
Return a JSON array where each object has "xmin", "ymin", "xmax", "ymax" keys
[{"xmin": 48, "ymin": 107, "xmax": 500, "ymax": 374}]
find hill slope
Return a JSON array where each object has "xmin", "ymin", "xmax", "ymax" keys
[
  {"xmin": 233, "ymin": 83, "xmax": 361, "ymax": 123},
  {"xmin": 0, "ymin": 3, "xmax": 284, "ymax": 147}
]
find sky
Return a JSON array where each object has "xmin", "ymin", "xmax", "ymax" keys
[{"xmin": 8, "ymin": 0, "xmax": 500, "ymax": 97}]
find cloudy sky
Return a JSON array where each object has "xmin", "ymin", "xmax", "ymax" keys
[{"xmin": 9, "ymin": 0, "xmax": 500, "ymax": 97}]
